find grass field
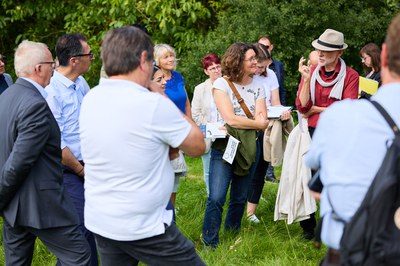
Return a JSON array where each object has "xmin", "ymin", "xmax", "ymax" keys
[{"xmin": 0, "ymin": 156, "xmax": 325, "ymax": 265}]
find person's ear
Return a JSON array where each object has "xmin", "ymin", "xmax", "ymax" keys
[
  {"xmin": 140, "ymin": 51, "xmax": 149, "ymax": 70},
  {"xmin": 381, "ymin": 43, "xmax": 388, "ymax": 68},
  {"xmin": 35, "ymin": 64, "xmax": 42, "ymax": 73}
]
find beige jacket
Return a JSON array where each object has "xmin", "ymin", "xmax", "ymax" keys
[
  {"xmin": 263, "ymin": 118, "xmax": 294, "ymax": 166},
  {"xmin": 274, "ymin": 118, "xmax": 317, "ymax": 224},
  {"xmin": 191, "ymin": 79, "xmax": 213, "ymax": 153}
]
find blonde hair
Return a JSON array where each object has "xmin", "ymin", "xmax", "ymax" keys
[
  {"xmin": 14, "ymin": 40, "xmax": 49, "ymax": 77},
  {"xmin": 153, "ymin": 43, "xmax": 176, "ymax": 70}
]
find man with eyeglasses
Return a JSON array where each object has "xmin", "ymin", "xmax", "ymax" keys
[
  {"xmin": 0, "ymin": 40, "xmax": 91, "ymax": 265},
  {"xmin": 45, "ymin": 33, "xmax": 97, "ymax": 265},
  {"xmin": 0, "ymin": 54, "xmax": 14, "ymax": 94},
  {"xmin": 296, "ymin": 29, "xmax": 359, "ymax": 241}
]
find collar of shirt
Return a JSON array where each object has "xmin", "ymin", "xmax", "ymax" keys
[
  {"xmin": 318, "ymin": 59, "xmax": 342, "ymax": 80},
  {"xmin": 52, "ymin": 70, "xmax": 76, "ymax": 90},
  {"xmin": 99, "ymin": 78, "xmax": 150, "ymax": 93},
  {"xmin": 21, "ymin": 77, "xmax": 47, "ymax": 98}
]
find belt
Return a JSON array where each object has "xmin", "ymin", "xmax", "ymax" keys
[{"xmin": 327, "ymin": 248, "xmax": 341, "ymax": 264}]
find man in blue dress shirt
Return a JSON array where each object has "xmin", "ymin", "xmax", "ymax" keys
[
  {"xmin": 305, "ymin": 14, "xmax": 400, "ymax": 265},
  {"xmin": 45, "ymin": 33, "xmax": 97, "ymax": 265}
]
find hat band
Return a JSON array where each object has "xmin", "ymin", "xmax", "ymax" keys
[{"xmin": 317, "ymin": 40, "xmax": 343, "ymax": 49}]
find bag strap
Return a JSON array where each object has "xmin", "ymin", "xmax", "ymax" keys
[
  {"xmin": 370, "ymin": 100, "xmax": 400, "ymax": 135},
  {"xmin": 223, "ymin": 76, "xmax": 254, "ymax": 119}
]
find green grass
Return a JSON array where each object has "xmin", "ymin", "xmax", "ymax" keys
[{"xmin": 0, "ymin": 157, "xmax": 325, "ymax": 265}]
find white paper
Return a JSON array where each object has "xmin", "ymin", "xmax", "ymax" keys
[
  {"xmin": 206, "ymin": 123, "xmax": 226, "ymax": 139},
  {"xmin": 267, "ymin": 106, "xmax": 293, "ymax": 119},
  {"xmin": 222, "ymin": 136, "xmax": 240, "ymax": 164}
]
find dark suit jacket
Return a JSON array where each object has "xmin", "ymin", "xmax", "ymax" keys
[
  {"xmin": 269, "ymin": 59, "xmax": 286, "ymax": 105},
  {"xmin": 4, "ymin": 73, "xmax": 13, "ymax": 87},
  {"xmin": 0, "ymin": 78, "xmax": 78, "ymax": 229}
]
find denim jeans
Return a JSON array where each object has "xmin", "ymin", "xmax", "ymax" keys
[
  {"xmin": 248, "ymin": 131, "xmax": 270, "ymax": 204},
  {"xmin": 202, "ymin": 149, "xmax": 254, "ymax": 248},
  {"xmin": 201, "ymin": 151, "xmax": 211, "ymax": 196}
]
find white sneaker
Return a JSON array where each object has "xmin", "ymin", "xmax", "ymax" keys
[{"xmin": 247, "ymin": 214, "xmax": 260, "ymax": 223}]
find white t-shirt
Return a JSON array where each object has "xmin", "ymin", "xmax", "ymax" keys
[
  {"xmin": 80, "ymin": 78, "xmax": 191, "ymax": 241},
  {"xmin": 212, "ymin": 77, "xmax": 265, "ymax": 123},
  {"xmin": 253, "ymin": 69, "xmax": 279, "ymax": 107}
]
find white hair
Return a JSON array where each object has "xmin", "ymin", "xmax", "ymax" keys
[
  {"xmin": 153, "ymin": 43, "xmax": 177, "ymax": 70},
  {"xmin": 14, "ymin": 40, "xmax": 49, "ymax": 77}
]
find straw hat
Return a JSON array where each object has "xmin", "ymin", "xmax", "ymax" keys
[{"xmin": 312, "ymin": 29, "xmax": 348, "ymax": 51}]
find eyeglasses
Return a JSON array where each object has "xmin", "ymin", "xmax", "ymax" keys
[
  {"xmin": 244, "ymin": 56, "xmax": 257, "ymax": 62},
  {"xmin": 207, "ymin": 65, "xmax": 221, "ymax": 72},
  {"xmin": 39, "ymin": 61, "xmax": 56, "ymax": 69},
  {"xmin": 0, "ymin": 56, "xmax": 5, "ymax": 63},
  {"xmin": 72, "ymin": 52, "xmax": 94, "ymax": 59}
]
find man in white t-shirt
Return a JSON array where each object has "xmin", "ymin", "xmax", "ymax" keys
[{"xmin": 79, "ymin": 26, "xmax": 206, "ymax": 266}]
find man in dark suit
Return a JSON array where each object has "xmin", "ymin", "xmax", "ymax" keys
[
  {"xmin": 0, "ymin": 40, "xmax": 91, "ymax": 265},
  {"xmin": 0, "ymin": 53, "xmax": 13, "ymax": 95}
]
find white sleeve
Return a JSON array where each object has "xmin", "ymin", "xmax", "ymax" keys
[
  {"xmin": 212, "ymin": 77, "xmax": 229, "ymax": 93},
  {"xmin": 267, "ymin": 69, "xmax": 279, "ymax": 91},
  {"xmin": 151, "ymin": 96, "xmax": 192, "ymax": 148}
]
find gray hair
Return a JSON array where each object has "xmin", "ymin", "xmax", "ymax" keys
[
  {"xmin": 102, "ymin": 26, "xmax": 153, "ymax": 76},
  {"xmin": 154, "ymin": 43, "xmax": 176, "ymax": 69},
  {"xmin": 14, "ymin": 40, "xmax": 50, "ymax": 77}
]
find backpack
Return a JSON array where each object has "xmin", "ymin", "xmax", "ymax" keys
[{"xmin": 339, "ymin": 100, "xmax": 400, "ymax": 266}]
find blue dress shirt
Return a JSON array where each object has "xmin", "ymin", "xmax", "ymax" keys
[
  {"xmin": 304, "ymin": 83, "xmax": 400, "ymax": 249},
  {"xmin": 45, "ymin": 71, "xmax": 90, "ymax": 160}
]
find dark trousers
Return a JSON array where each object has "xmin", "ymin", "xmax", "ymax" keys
[
  {"xmin": 248, "ymin": 131, "xmax": 270, "ymax": 204},
  {"xmin": 320, "ymin": 249, "xmax": 341, "ymax": 266},
  {"xmin": 62, "ymin": 168, "xmax": 98, "ymax": 265},
  {"xmin": 2, "ymin": 219, "xmax": 91, "ymax": 266},
  {"xmin": 94, "ymin": 223, "xmax": 205, "ymax": 266},
  {"xmin": 300, "ymin": 126, "xmax": 318, "ymax": 233}
]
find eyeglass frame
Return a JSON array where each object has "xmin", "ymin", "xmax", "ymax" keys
[
  {"xmin": 207, "ymin": 65, "xmax": 221, "ymax": 72},
  {"xmin": 0, "ymin": 55, "xmax": 5, "ymax": 63},
  {"xmin": 72, "ymin": 52, "xmax": 94, "ymax": 59},
  {"xmin": 244, "ymin": 56, "xmax": 257, "ymax": 62},
  {"xmin": 38, "ymin": 61, "xmax": 56, "ymax": 68}
]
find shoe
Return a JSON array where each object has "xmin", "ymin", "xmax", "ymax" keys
[
  {"xmin": 301, "ymin": 230, "xmax": 315, "ymax": 240},
  {"xmin": 247, "ymin": 214, "xmax": 260, "ymax": 223},
  {"xmin": 265, "ymin": 175, "xmax": 280, "ymax": 183}
]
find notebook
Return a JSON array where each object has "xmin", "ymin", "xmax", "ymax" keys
[{"xmin": 359, "ymin": 76, "xmax": 379, "ymax": 96}]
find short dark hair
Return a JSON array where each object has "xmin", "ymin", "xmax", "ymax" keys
[
  {"xmin": 102, "ymin": 26, "xmax": 153, "ymax": 77},
  {"xmin": 56, "ymin": 33, "xmax": 87, "ymax": 66},
  {"xmin": 258, "ymin": 35, "xmax": 273, "ymax": 44},
  {"xmin": 201, "ymin": 53, "xmax": 221, "ymax": 70},
  {"xmin": 221, "ymin": 42, "xmax": 256, "ymax": 83}
]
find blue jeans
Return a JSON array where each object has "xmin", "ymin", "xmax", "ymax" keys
[
  {"xmin": 201, "ymin": 151, "xmax": 211, "ymax": 196},
  {"xmin": 248, "ymin": 131, "xmax": 270, "ymax": 204},
  {"xmin": 61, "ymin": 169, "xmax": 98, "ymax": 266},
  {"xmin": 202, "ymin": 149, "xmax": 254, "ymax": 248}
]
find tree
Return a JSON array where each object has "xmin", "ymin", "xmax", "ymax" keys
[{"xmin": 179, "ymin": 0, "xmax": 398, "ymax": 104}]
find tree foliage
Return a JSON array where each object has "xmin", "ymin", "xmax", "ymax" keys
[
  {"xmin": 0, "ymin": 0, "xmax": 398, "ymax": 105},
  {"xmin": 179, "ymin": 0, "xmax": 398, "ymax": 104}
]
